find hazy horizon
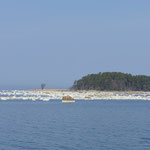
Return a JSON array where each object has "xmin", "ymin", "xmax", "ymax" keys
[{"xmin": 0, "ymin": 0, "xmax": 150, "ymax": 90}]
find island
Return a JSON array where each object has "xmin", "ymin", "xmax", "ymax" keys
[
  {"xmin": 72, "ymin": 72, "xmax": 150, "ymax": 91},
  {"xmin": 1, "ymin": 72, "xmax": 150, "ymax": 101}
]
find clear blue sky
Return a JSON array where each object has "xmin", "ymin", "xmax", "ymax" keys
[{"xmin": 0, "ymin": 0, "xmax": 150, "ymax": 90}]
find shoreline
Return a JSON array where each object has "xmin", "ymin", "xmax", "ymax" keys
[
  {"xmin": 0, "ymin": 89, "xmax": 150, "ymax": 101},
  {"xmin": 31, "ymin": 89, "xmax": 150, "ymax": 94}
]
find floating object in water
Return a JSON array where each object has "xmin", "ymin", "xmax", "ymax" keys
[{"xmin": 62, "ymin": 96, "xmax": 75, "ymax": 103}]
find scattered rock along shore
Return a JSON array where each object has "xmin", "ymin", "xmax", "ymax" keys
[{"xmin": 0, "ymin": 89, "xmax": 150, "ymax": 101}]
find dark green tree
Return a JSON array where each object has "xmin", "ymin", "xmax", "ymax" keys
[{"xmin": 72, "ymin": 72, "xmax": 150, "ymax": 91}]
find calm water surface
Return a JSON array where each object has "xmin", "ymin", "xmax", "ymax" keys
[{"xmin": 0, "ymin": 100, "xmax": 150, "ymax": 150}]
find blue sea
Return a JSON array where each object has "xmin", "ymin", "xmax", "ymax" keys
[{"xmin": 0, "ymin": 100, "xmax": 150, "ymax": 150}]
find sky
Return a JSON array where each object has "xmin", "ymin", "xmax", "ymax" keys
[{"xmin": 0, "ymin": 0, "xmax": 150, "ymax": 90}]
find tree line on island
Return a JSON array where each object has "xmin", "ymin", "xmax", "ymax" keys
[{"xmin": 72, "ymin": 72, "xmax": 150, "ymax": 91}]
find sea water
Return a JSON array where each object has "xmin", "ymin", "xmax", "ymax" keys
[{"xmin": 0, "ymin": 100, "xmax": 150, "ymax": 150}]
